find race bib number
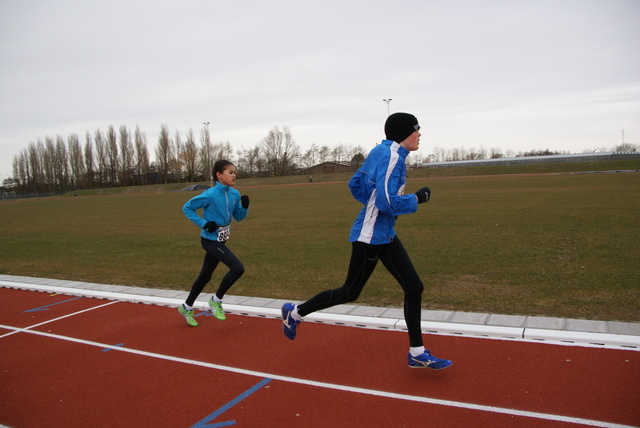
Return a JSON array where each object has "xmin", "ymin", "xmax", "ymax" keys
[{"xmin": 217, "ymin": 225, "xmax": 230, "ymax": 242}]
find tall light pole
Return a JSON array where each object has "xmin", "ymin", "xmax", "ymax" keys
[
  {"xmin": 203, "ymin": 122, "xmax": 212, "ymax": 187},
  {"xmin": 382, "ymin": 98, "xmax": 392, "ymax": 116}
]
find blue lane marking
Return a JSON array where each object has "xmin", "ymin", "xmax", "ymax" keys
[
  {"xmin": 22, "ymin": 297, "xmax": 82, "ymax": 313},
  {"xmin": 101, "ymin": 343, "xmax": 125, "ymax": 352},
  {"xmin": 190, "ymin": 378, "xmax": 272, "ymax": 428},
  {"xmin": 207, "ymin": 422, "xmax": 234, "ymax": 428}
]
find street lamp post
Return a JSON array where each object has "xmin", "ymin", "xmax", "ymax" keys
[
  {"xmin": 382, "ymin": 98, "xmax": 392, "ymax": 116},
  {"xmin": 203, "ymin": 122, "xmax": 212, "ymax": 187}
]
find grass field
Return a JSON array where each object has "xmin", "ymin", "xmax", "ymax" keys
[{"xmin": 1, "ymin": 169, "xmax": 638, "ymax": 322}]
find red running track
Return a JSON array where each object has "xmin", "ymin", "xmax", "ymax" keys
[{"xmin": 0, "ymin": 288, "xmax": 638, "ymax": 428}]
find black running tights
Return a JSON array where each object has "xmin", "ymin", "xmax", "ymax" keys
[
  {"xmin": 185, "ymin": 238, "xmax": 245, "ymax": 307},
  {"xmin": 297, "ymin": 237, "xmax": 425, "ymax": 347}
]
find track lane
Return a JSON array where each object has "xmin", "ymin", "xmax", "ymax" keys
[{"xmin": 1, "ymin": 288, "xmax": 638, "ymax": 427}]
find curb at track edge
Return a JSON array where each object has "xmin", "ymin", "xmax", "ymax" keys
[{"xmin": 1, "ymin": 279, "xmax": 638, "ymax": 351}]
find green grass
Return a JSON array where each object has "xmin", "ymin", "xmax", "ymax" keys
[{"xmin": 1, "ymin": 170, "xmax": 639, "ymax": 322}]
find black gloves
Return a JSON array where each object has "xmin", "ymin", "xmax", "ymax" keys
[
  {"xmin": 203, "ymin": 221, "xmax": 219, "ymax": 233},
  {"xmin": 415, "ymin": 186, "xmax": 431, "ymax": 204},
  {"xmin": 241, "ymin": 195, "xmax": 250, "ymax": 209}
]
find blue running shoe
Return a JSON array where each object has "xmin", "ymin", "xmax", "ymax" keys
[
  {"xmin": 281, "ymin": 303, "xmax": 300, "ymax": 340},
  {"xmin": 408, "ymin": 350, "xmax": 452, "ymax": 369}
]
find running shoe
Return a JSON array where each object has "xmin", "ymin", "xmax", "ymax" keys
[
  {"xmin": 407, "ymin": 350, "xmax": 452, "ymax": 369},
  {"xmin": 281, "ymin": 303, "xmax": 300, "ymax": 340},
  {"xmin": 208, "ymin": 299, "xmax": 226, "ymax": 321},
  {"xmin": 178, "ymin": 304, "xmax": 198, "ymax": 327}
]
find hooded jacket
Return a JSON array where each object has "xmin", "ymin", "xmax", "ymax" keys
[
  {"xmin": 349, "ymin": 140, "xmax": 418, "ymax": 244},
  {"xmin": 182, "ymin": 183, "xmax": 248, "ymax": 241}
]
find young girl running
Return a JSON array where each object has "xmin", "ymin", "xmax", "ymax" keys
[
  {"xmin": 281, "ymin": 112, "xmax": 452, "ymax": 369},
  {"xmin": 178, "ymin": 160, "xmax": 249, "ymax": 327}
]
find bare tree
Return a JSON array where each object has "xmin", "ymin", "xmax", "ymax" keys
[
  {"xmin": 432, "ymin": 146, "xmax": 446, "ymax": 163},
  {"xmin": 331, "ymin": 143, "xmax": 349, "ymax": 162},
  {"xmin": 106, "ymin": 126, "xmax": 119, "ymax": 185},
  {"xmin": 262, "ymin": 126, "xmax": 283, "ymax": 176},
  {"xmin": 84, "ymin": 132, "xmax": 95, "ymax": 188},
  {"xmin": 261, "ymin": 125, "xmax": 300, "ymax": 176},
  {"xmin": 171, "ymin": 130, "xmax": 183, "ymax": 182},
  {"xmin": 181, "ymin": 128, "xmax": 199, "ymax": 182},
  {"xmin": 212, "ymin": 140, "xmax": 234, "ymax": 162},
  {"xmin": 465, "ymin": 147, "xmax": 482, "ymax": 160},
  {"xmin": 347, "ymin": 145, "xmax": 366, "ymax": 166},
  {"xmin": 406, "ymin": 153, "xmax": 426, "ymax": 168},
  {"xmin": 200, "ymin": 125, "xmax": 212, "ymax": 185},
  {"xmin": 156, "ymin": 124, "xmax": 171, "ymax": 184},
  {"xmin": 54, "ymin": 135, "xmax": 69, "ymax": 189},
  {"xmin": 614, "ymin": 142, "xmax": 637, "ymax": 152},
  {"xmin": 236, "ymin": 145, "xmax": 262, "ymax": 177},
  {"xmin": 119, "ymin": 125, "xmax": 135, "ymax": 186},
  {"xmin": 68, "ymin": 133, "xmax": 85, "ymax": 189},
  {"xmin": 134, "ymin": 125, "xmax": 150, "ymax": 186},
  {"xmin": 301, "ymin": 143, "xmax": 319, "ymax": 169},
  {"xmin": 94, "ymin": 129, "xmax": 108, "ymax": 187},
  {"xmin": 449, "ymin": 146, "xmax": 466, "ymax": 161},
  {"xmin": 12, "ymin": 149, "xmax": 30, "ymax": 189},
  {"xmin": 490, "ymin": 147, "xmax": 504, "ymax": 159},
  {"xmin": 28, "ymin": 141, "xmax": 43, "ymax": 191},
  {"xmin": 42, "ymin": 137, "xmax": 56, "ymax": 190},
  {"xmin": 317, "ymin": 145, "xmax": 331, "ymax": 163}
]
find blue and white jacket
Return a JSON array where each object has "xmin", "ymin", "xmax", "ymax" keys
[
  {"xmin": 349, "ymin": 140, "xmax": 418, "ymax": 244},
  {"xmin": 182, "ymin": 183, "xmax": 248, "ymax": 241}
]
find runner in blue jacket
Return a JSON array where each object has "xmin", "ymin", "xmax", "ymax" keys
[
  {"xmin": 348, "ymin": 138, "xmax": 418, "ymax": 244},
  {"xmin": 282, "ymin": 113, "xmax": 452, "ymax": 369},
  {"xmin": 178, "ymin": 160, "xmax": 249, "ymax": 327}
]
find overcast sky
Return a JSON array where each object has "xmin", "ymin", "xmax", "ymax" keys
[{"xmin": 1, "ymin": 0, "xmax": 638, "ymax": 180}]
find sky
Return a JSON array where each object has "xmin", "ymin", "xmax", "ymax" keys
[{"xmin": 1, "ymin": 0, "xmax": 639, "ymax": 181}]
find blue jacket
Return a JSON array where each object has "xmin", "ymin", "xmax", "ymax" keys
[
  {"xmin": 349, "ymin": 140, "xmax": 418, "ymax": 244},
  {"xmin": 182, "ymin": 183, "xmax": 248, "ymax": 241}
]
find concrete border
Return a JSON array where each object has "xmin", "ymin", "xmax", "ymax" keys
[{"xmin": 1, "ymin": 275, "xmax": 638, "ymax": 351}]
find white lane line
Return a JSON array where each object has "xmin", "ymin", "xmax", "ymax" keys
[
  {"xmin": 0, "ymin": 300, "xmax": 118, "ymax": 339},
  {"xmin": 0, "ymin": 325, "xmax": 633, "ymax": 428}
]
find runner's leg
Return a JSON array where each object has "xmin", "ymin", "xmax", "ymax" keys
[
  {"xmin": 297, "ymin": 241, "xmax": 379, "ymax": 317},
  {"xmin": 201, "ymin": 239, "xmax": 245, "ymax": 299},
  {"xmin": 379, "ymin": 237, "xmax": 425, "ymax": 347},
  {"xmin": 185, "ymin": 238, "xmax": 221, "ymax": 306}
]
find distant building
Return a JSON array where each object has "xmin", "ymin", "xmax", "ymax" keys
[
  {"xmin": 299, "ymin": 161, "xmax": 355, "ymax": 175},
  {"xmin": 422, "ymin": 152, "xmax": 639, "ymax": 168}
]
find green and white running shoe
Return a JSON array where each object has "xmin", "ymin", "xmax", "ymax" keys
[
  {"xmin": 178, "ymin": 304, "xmax": 198, "ymax": 327},
  {"xmin": 208, "ymin": 299, "xmax": 226, "ymax": 321}
]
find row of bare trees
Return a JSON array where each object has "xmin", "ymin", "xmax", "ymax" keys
[
  {"xmin": 7, "ymin": 123, "xmax": 374, "ymax": 194},
  {"xmin": 9, "ymin": 124, "xmax": 234, "ymax": 194},
  {"xmin": 10, "ymin": 125, "xmax": 145, "ymax": 193},
  {"xmin": 428, "ymin": 146, "xmax": 563, "ymax": 163},
  {"xmin": 235, "ymin": 125, "xmax": 371, "ymax": 177},
  {"xmin": 11, "ymin": 119, "xmax": 635, "ymax": 195}
]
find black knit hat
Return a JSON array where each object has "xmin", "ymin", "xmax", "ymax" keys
[{"xmin": 384, "ymin": 112, "xmax": 420, "ymax": 143}]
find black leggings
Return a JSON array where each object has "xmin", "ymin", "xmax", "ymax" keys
[
  {"xmin": 185, "ymin": 238, "xmax": 245, "ymax": 307},
  {"xmin": 297, "ymin": 237, "xmax": 425, "ymax": 347}
]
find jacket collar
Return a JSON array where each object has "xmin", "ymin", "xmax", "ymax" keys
[
  {"xmin": 382, "ymin": 139, "xmax": 409, "ymax": 157},
  {"xmin": 213, "ymin": 182, "xmax": 230, "ymax": 192}
]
